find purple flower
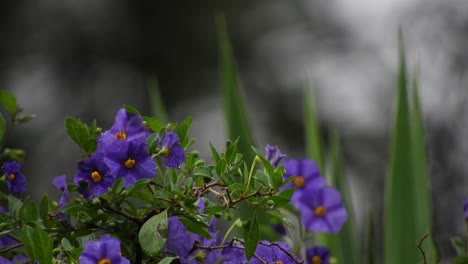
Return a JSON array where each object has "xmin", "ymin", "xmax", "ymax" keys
[
  {"xmin": 220, "ymin": 242, "xmax": 247, "ymax": 264},
  {"xmin": 294, "ymin": 186, "xmax": 347, "ymax": 233},
  {"xmin": 53, "ymin": 175, "xmax": 72, "ymax": 220},
  {"xmin": 0, "ymin": 207, "xmax": 18, "ymax": 249},
  {"xmin": 158, "ymin": 132, "xmax": 185, "ymax": 169},
  {"xmin": 74, "ymin": 152, "xmax": 115, "ymax": 198},
  {"xmin": 250, "ymin": 241, "xmax": 299, "ymax": 264},
  {"xmin": 0, "ymin": 257, "xmax": 11, "ymax": 264},
  {"xmin": 272, "ymin": 223, "xmax": 287, "ymax": 236},
  {"xmin": 197, "ymin": 198, "xmax": 205, "ymax": 213},
  {"xmin": 98, "ymin": 108, "xmax": 151, "ymax": 148},
  {"xmin": 2, "ymin": 162, "xmax": 26, "ymax": 196},
  {"xmin": 165, "ymin": 216, "xmax": 220, "ymax": 264},
  {"xmin": 282, "ymin": 159, "xmax": 325, "ymax": 201},
  {"xmin": 265, "ymin": 145, "xmax": 286, "ymax": 168},
  {"xmin": 104, "ymin": 141, "xmax": 156, "ymax": 188},
  {"xmin": 306, "ymin": 246, "xmax": 330, "ymax": 264},
  {"xmin": 164, "ymin": 216, "xmax": 198, "ymax": 258},
  {"xmin": 79, "ymin": 235, "xmax": 130, "ymax": 264},
  {"xmin": 464, "ymin": 198, "xmax": 468, "ymax": 220}
]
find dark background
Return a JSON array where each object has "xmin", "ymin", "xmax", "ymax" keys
[{"xmin": 2, "ymin": 0, "xmax": 468, "ymax": 261}]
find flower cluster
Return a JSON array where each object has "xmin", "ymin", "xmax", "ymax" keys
[
  {"xmin": 71, "ymin": 108, "xmax": 185, "ymax": 198},
  {"xmin": 1, "ymin": 161, "xmax": 26, "ymax": 196},
  {"xmin": 79, "ymin": 235, "xmax": 130, "ymax": 264},
  {"xmin": 282, "ymin": 158, "xmax": 347, "ymax": 233},
  {"xmin": 0, "ymin": 106, "xmax": 346, "ymax": 263}
]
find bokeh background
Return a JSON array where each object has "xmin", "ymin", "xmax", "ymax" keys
[{"xmin": 2, "ymin": 0, "xmax": 468, "ymax": 261}]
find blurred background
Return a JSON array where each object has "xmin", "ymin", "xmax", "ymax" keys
[{"xmin": 2, "ymin": 0, "xmax": 468, "ymax": 261}]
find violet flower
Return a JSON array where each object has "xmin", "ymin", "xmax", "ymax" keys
[
  {"xmin": 250, "ymin": 241, "xmax": 299, "ymax": 264},
  {"xmin": 265, "ymin": 145, "xmax": 286, "ymax": 168},
  {"xmin": 2, "ymin": 161, "xmax": 26, "ymax": 196},
  {"xmin": 104, "ymin": 141, "xmax": 156, "ymax": 188},
  {"xmin": 158, "ymin": 132, "xmax": 185, "ymax": 169},
  {"xmin": 294, "ymin": 186, "xmax": 347, "ymax": 233},
  {"xmin": 78, "ymin": 235, "xmax": 130, "ymax": 264},
  {"xmin": 98, "ymin": 108, "xmax": 151, "ymax": 148},
  {"xmin": 306, "ymin": 246, "xmax": 330, "ymax": 264},
  {"xmin": 74, "ymin": 151, "xmax": 115, "ymax": 198},
  {"xmin": 52, "ymin": 175, "xmax": 71, "ymax": 220},
  {"xmin": 282, "ymin": 159, "xmax": 325, "ymax": 201}
]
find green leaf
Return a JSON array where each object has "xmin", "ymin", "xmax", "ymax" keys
[
  {"xmin": 111, "ymin": 178, "xmax": 125, "ymax": 195},
  {"xmin": 20, "ymin": 199, "xmax": 38, "ymax": 222},
  {"xmin": 451, "ymin": 237, "xmax": 465, "ymax": 256},
  {"xmin": 40, "ymin": 194, "xmax": 52, "ymax": 223},
  {"xmin": 411, "ymin": 71, "xmax": 437, "ymax": 262},
  {"xmin": 147, "ymin": 76, "xmax": 168, "ymax": 124},
  {"xmin": 8, "ymin": 195, "xmax": 23, "ymax": 219},
  {"xmin": 139, "ymin": 210, "xmax": 168, "ymax": 256},
  {"xmin": 0, "ymin": 113, "xmax": 5, "ymax": 144},
  {"xmin": 243, "ymin": 212, "xmax": 259, "ymax": 259},
  {"xmin": 215, "ymin": 13, "xmax": 255, "ymax": 164},
  {"xmin": 209, "ymin": 143, "xmax": 221, "ymax": 164},
  {"xmin": 452, "ymin": 256, "xmax": 468, "ymax": 264},
  {"xmin": 270, "ymin": 167, "xmax": 284, "ymax": 190},
  {"xmin": 253, "ymin": 170, "xmax": 270, "ymax": 187},
  {"xmin": 0, "ymin": 91, "xmax": 17, "ymax": 117},
  {"xmin": 384, "ymin": 31, "xmax": 421, "ymax": 264},
  {"xmin": 178, "ymin": 216, "xmax": 211, "ymax": 239},
  {"xmin": 303, "ymin": 81, "xmax": 325, "ymax": 174},
  {"xmin": 2, "ymin": 148, "xmax": 25, "ymax": 163},
  {"xmin": 143, "ymin": 117, "xmax": 164, "ymax": 133},
  {"xmin": 157, "ymin": 257, "xmax": 178, "ymax": 264},
  {"xmin": 21, "ymin": 225, "xmax": 53, "ymax": 264},
  {"xmin": 205, "ymin": 205, "xmax": 225, "ymax": 214},
  {"xmin": 65, "ymin": 117, "xmax": 96, "ymax": 154},
  {"xmin": 61, "ymin": 237, "xmax": 73, "ymax": 251},
  {"xmin": 318, "ymin": 132, "xmax": 359, "ymax": 264},
  {"xmin": 216, "ymin": 158, "xmax": 227, "ymax": 176},
  {"xmin": 124, "ymin": 104, "xmax": 141, "ymax": 115},
  {"xmin": 365, "ymin": 211, "xmax": 375, "ymax": 264},
  {"xmin": 176, "ymin": 117, "xmax": 192, "ymax": 148},
  {"xmin": 225, "ymin": 138, "xmax": 239, "ymax": 164}
]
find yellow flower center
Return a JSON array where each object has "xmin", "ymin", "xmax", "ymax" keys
[
  {"xmin": 8, "ymin": 174, "xmax": 15, "ymax": 181},
  {"xmin": 312, "ymin": 256, "xmax": 322, "ymax": 264},
  {"xmin": 276, "ymin": 261, "xmax": 283, "ymax": 264},
  {"xmin": 124, "ymin": 158, "xmax": 136, "ymax": 169},
  {"xmin": 115, "ymin": 132, "xmax": 127, "ymax": 140},
  {"xmin": 91, "ymin": 171, "xmax": 102, "ymax": 182},
  {"xmin": 314, "ymin": 206, "xmax": 327, "ymax": 217},
  {"xmin": 293, "ymin": 176, "xmax": 305, "ymax": 187},
  {"xmin": 98, "ymin": 259, "xmax": 111, "ymax": 264}
]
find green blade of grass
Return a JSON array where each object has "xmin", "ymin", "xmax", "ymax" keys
[
  {"xmin": 324, "ymin": 131, "xmax": 359, "ymax": 264},
  {"xmin": 215, "ymin": 14, "xmax": 274, "ymax": 238},
  {"xmin": 215, "ymin": 13, "xmax": 255, "ymax": 164},
  {"xmin": 303, "ymin": 82, "xmax": 325, "ymax": 173},
  {"xmin": 411, "ymin": 74, "xmax": 438, "ymax": 263},
  {"xmin": 384, "ymin": 31, "xmax": 420, "ymax": 264},
  {"xmin": 147, "ymin": 76, "xmax": 168, "ymax": 124},
  {"xmin": 365, "ymin": 211, "xmax": 375, "ymax": 264}
]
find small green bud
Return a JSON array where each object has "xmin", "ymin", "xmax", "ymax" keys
[
  {"xmin": 224, "ymin": 210, "xmax": 233, "ymax": 221},
  {"xmin": 266, "ymin": 200, "xmax": 275, "ymax": 207},
  {"xmin": 194, "ymin": 250, "xmax": 207, "ymax": 261},
  {"xmin": 254, "ymin": 155, "xmax": 261, "ymax": 163},
  {"xmin": 92, "ymin": 197, "xmax": 101, "ymax": 205}
]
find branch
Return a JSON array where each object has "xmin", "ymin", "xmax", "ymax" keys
[{"xmin": 416, "ymin": 233, "xmax": 429, "ymax": 264}]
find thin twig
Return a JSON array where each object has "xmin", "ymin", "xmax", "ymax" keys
[{"xmin": 416, "ymin": 233, "xmax": 429, "ymax": 264}]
